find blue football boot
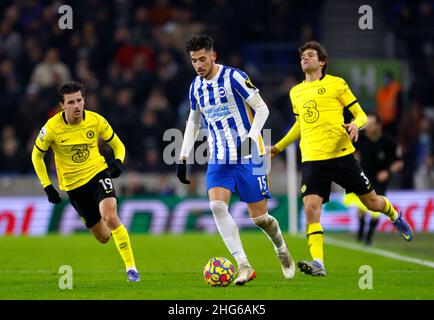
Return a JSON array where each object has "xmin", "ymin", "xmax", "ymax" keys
[{"xmin": 393, "ymin": 211, "xmax": 414, "ymax": 241}]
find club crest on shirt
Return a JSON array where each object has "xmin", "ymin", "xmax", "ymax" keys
[
  {"xmin": 86, "ymin": 130, "xmax": 95, "ymax": 139},
  {"xmin": 218, "ymin": 87, "xmax": 227, "ymax": 98},
  {"xmin": 38, "ymin": 126, "xmax": 47, "ymax": 142},
  {"xmin": 245, "ymin": 77, "xmax": 256, "ymax": 89}
]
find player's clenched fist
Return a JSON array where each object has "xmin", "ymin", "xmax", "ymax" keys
[
  {"xmin": 266, "ymin": 145, "xmax": 281, "ymax": 158},
  {"xmin": 108, "ymin": 159, "xmax": 123, "ymax": 178},
  {"xmin": 44, "ymin": 184, "xmax": 61, "ymax": 203},
  {"xmin": 177, "ymin": 159, "xmax": 190, "ymax": 184},
  {"xmin": 237, "ymin": 137, "xmax": 255, "ymax": 159}
]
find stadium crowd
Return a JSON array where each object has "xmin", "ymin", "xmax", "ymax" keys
[{"xmin": 1, "ymin": 0, "xmax": 434, "ymax": 193}]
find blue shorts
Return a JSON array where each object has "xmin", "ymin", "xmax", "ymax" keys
[{"xmin": 206, "ymin": 157, "xmax": 271, "ymax": 203}]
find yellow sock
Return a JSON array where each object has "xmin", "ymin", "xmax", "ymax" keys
[
  {"xmin": 380, "ymin": 196, "xmax": 398, "ymax": 222},
  {"xmin": 306, "ymin": 223, "xmax": 324, "ymax": 263},
  {"xmin": 111, "ymin": 224, "xmax": 136, "ymax": 270}
]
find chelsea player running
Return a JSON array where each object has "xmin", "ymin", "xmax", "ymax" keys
[
  {"xmin": 177, "ymin": 34, "xmax": 295, "ymax": 285},
  {"xmin": 269, "ymin": 41, "xmax": 413, "ymax": 276},
  {"xmin": 31, "ymin": 81, "xmax": 140, "ymax": 282}
]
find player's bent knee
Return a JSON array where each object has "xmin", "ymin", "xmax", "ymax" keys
[
  {"xmin": 364, "ymin": 202, "xmax": 376, "ymax": 211},
  {"xmin": 304, "ymin": 204, "xmax": 320, "ymax": 216},
  {"xmin": 209, "ymin": 200, "xmax": 229, "ymax": 218},
  {"xmin": 102, "ymin": 213, "xmax": 120, "ymax": 230}
]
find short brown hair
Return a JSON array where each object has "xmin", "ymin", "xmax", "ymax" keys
[
  {"xmin": 298, "ymin": 41, "xmax": 328, "ymax": 76},
  {"xmin": 58, "ymin": 81, "xmax": 85, "ymax": 103}
]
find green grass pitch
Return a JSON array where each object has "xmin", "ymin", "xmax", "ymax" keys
[{"xmin": 0, "ymin": 232, "xmax": 433, "ymax": 300}]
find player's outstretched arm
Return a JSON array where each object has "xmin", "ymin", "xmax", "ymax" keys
[
  {"xmin": 177, "ymin": 109, "xmax": 200, "ymax": 184},
  {"xmin": 271, "ymin": 120, "xmax": 301, "ymax": 158}
]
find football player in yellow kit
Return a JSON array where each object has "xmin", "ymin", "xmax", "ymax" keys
[
  {"xmin": 269, "ymin": 41, "xmax": 413, "ymax": 276},
  {"xmin": 31, "ymin": 81, "xmax": 140, "ymax": 282}
]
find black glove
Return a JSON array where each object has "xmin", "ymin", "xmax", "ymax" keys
[
  {"xmin": 237, "ymin": 137, "xmax": 255, "ymax": 159},
  {"xmin": 108, "ymin": 159, "xmax": 123, "ymax": 178},
  {"xmin": 177, "ymin": 159, "xmax": 190, "ymax": 184},
  {"xmin": 44, "ymin": 185, "xmax": 61, "ymax": 204}
]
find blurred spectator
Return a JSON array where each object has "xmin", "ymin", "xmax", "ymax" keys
[
  {"xmin": 84, "ymin": 92, "xmax": 101, "ymax": 114},
  {"xmin": 14, "ymin": 84, "xmax": 47, "ymax": 143},
  {"xmin": 397, "ymin": 100, "xmax": 423, "ymax": 189},
  {"xmin": 416, "ymin": 1, "xmax": 434, "ymax": 32},
  {"xmin": 20, "ymin": 36, "xmax": 43, "ymax": 83},
  {"xmin": 75, "ymin": 57, "xmax": 100, "ymax": 91},
  {"xmin": 130, "ymin": 54, "xmax": 156, "ymax": 105},
  {"xmin": 109, "ymin": 88, "xmax": 138, "ymax": 147},
  {"xmin": 130, "ymin": 6, "xmax": 152, "ymax": 45},
  {"xmin": 155, "ymin": 50, "xmax": 191, "ymax": 109},
  {"xmin": 414, "ymin": 117, "xmax": 434, "ymax": 189},
  {"xmin": 114, "ymin": 26, "xmax": 156, "ymax": 71},
  {"xmin": 396, "ymin": 4, "xmax": 413, "ymax": 30},
  {"xmin": 269, "ymin": 75, "xmax": 299, "ymax": 138},
  {"xmin": 0, "ymin": 59, "xmax": 21, "ymax": 127},
  {"xmin": 129, "ymin": 108, "xmax": 163, "ymax": 170},
  {"xmin": 143, "ymin": 142, "xmax": 166, "ymax": 172},
  {"xmin": 19, "ymin": 0, "xmax": 45, "ymax": 32},
  {"xmin": 149, "ymin": 0, "xmax": 173, "ymax": 25},
  {"xmin": 416, "ymin": 1, "xmax": 434, "ymax": 58},
  {"xmin": 0, "ymin": 126, "xmax": 31, "ymax": 173},
  {"xmin": 158, "ymin": 174, "xmax": 176, "ymax": 195},
  {"xmin": 144, "ymin": 86, "xmax": 173, "ymax": 128},
  {"xmin": 299, "ymin": 23, "xmax": 316, "ymax": 44},
  {"xmin": 121, "ymin": 172, "xmax": 149, "ymax": 196},
  {"xmin": 30, "ymin": 47, "xmax": 71, "ymax": 88},
  {"xmin": 375, "ymin": 71, "xmax": 403, "ymax": 137},
  {"xmin": 0, "ymin": 19, "xmax": 23, "ymax": 62}
]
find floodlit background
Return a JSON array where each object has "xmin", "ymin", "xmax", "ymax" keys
[
  {"xmin": 1, "ymin": 0, "xmax": 434, "ymax": 234},
  {"xmin": 0, "ymin": 0, "xmax": 433, "ymax": 301}
]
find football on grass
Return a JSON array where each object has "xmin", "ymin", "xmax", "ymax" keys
[{"xmin": 203, "ymin": 257, "xmax": 235, "ymax": 287}]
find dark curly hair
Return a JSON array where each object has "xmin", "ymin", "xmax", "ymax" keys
[
  {"xmin": 186, "ymin": 34, "xmax": 214, "ymax": 53},
  {"xmin": 299, "ymin": 41, "xmax": 328, "ymax": 76}
]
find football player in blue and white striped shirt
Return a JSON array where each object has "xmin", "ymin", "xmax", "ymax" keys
[{"xmin": 177, "ymin": 34, "xmax": 295, "ymax": 285}]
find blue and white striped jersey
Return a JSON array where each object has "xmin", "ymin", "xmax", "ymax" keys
[{"xmin": 189, "ymin": 64, "xmax": 266, "ymax": 161}]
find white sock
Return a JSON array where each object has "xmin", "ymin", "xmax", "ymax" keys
[
  {"xmin": 251, "ymin": 212, "xmax": 286, "ymax": 253},
  {"xmin": 210, "ymin": 200, "xmax": 250, "ymax": 267}
]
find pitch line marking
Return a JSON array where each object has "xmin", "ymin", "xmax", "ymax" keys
[{"xmin": 324, "ymin": 236, "xmax": 434, "ymax": 269}]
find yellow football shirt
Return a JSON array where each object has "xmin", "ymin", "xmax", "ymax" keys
[
  {"xmin": 33, "ymin": 110, "xmax": 122, "ymax": 191},
  {"xmin": 289, "ymin": 74, "xmax": 364, "ymax": 162}
]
